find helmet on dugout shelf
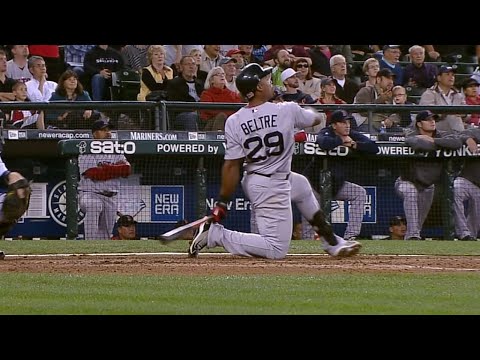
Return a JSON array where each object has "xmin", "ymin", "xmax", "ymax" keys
[{"xmin": 235, "ymin": 63, "xmax": 273, "ymax": 100}]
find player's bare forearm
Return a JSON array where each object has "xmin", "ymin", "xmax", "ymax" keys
[{"xmin": 219, "ymin": 159, "xmax": 242, "ymax": 200}]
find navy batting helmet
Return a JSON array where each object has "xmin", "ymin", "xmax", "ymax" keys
[{"xmin": 235, "ymin": 63, "xmax": 273, "ymax": 100}]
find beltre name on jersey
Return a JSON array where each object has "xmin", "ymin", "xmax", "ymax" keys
[{"xmin": 240, "ymin": 114, "xmax": 277, "ymax": 135}]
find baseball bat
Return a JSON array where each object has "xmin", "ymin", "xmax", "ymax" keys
[{"xmin": 158, "ymin": 215, "xmax": 214, "ymax": 244}]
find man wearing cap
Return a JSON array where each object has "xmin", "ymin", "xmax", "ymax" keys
[
  {"xmin": 225, "ymin": 49, "xmax": 245, "ymax": 74},
  {"xmin": 78, "ymin": 119, "xmax": 132, "ymax": 240},
  {"xmin": 419, "ymin": 65, "xmax": 467, "ymax": 132},
  {"xmin": 280, "ymin": 68, "xmax": 316, "ymax": 104},
  {"xmin": 187, "ymin": 63, "xmax": 361, "ymax": 259},
  {"xmin": 380, "ymin": 45, "xmax": 404, "ymax": 86},
  {"xmin": 451, "ymin": 126, "xmax": 480, "ymax": 241},
  {"xmin": 386, "ymin": 216, "xmax": 407, "ymax": 240},
  {"xmin": 353, "ymin": 68, "xmax": 395, "ymax": 132},
  {"xmin": 220, "ymin": 57, "xmax": 239, "ymax": 93},
  {"xmin": 316, "ymin": 110, "xmax": 379, "ymax": 241},
  {"xmin": 395, "ymin": 110, "xmax": 462, "ymax": 240},
  {"xmin": 112, "ymin": 214, "xmax": 138, "ymax": 240}
]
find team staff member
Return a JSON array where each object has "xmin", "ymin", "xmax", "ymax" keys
[
  {"xmin": 395, "ymin": 110, "xmax": 462, "ymax": 240},
  {"xmin": 78, "ymin": 119, "xmax": 131, "ymax": 240},
  {"xmin": 188, "ymin": 63, "xmax": 358, "ymax": 259},
  {"xmin": 316, "ymin": 110, "xmax": 379, "ymax": 241},
  {"xmin": 112, "ymin": 215, "xmax": 138, "ymax": 240},
  {"xmin": 386, "ymin": 216, "xmax": 407, "ymax": 240},
  {"xmin": 452, "ymin": 128, "xmax": 480, "ymax": 241}
]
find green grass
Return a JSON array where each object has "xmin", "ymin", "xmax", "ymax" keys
[
  {"xmin": 1, "ymin": 273, "xmax": 479, "ymax": 314},
  {"xmin": 1, "ymin": 239, "xmax": 479, "ymax": 314},
  {"xmin": 1, "ymin": 239, "xmax": 479, "ymax": 256}
]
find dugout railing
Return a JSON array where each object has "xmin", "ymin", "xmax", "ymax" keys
[{"xmin": 3, "ymin": 100, "xmax": 480, "ymax": 134}]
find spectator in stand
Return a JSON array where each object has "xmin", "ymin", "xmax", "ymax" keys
[
  {"xmin": 83, "ymin": 45, "xmax": 124, "ymax": 101},
  {"xmin": 294, "ymin": 58, "xmax": 321, "ymax": 101},
  {"xmin": 403, "ymin": 45, "xmax": 438, "ymax": 90},
  {"xmin": 251, "ymin": 45, "xmax": 269, "ymax": 63},
  {"xmin": 28, "ymin": 45, "xmax": 66, "ymax": 83},
  {"xmin": 6, "ymin": 45, "xmax": 31, "ymax": 82},
  {"xmin": 63, "ymin": 45, "xmax": 95, "ymax": 78},
  {"xmin": 199, "ymin": 66, "xmax": 242, "ymax": 131},
  {"xmin": 25, "ymin": 56, "xmax": 57, "ymax": 102},
  {"xmin": 199, "ymin": 45, "xmax": 224, "ymax": 73},
  {"xmin": 388, "ymin": 85, "xmax": 415, "ymax": 130},
  {"xmin": 395, "ymin": 110, "xmax": 463, "ymax": 240},
  {"xmin": 280, "ymin": 68, "xmax": 316, "ymax": 104},
  {"xmin": 47, "ymin": 70, "xmax": 96, "ymax": 129},
  {"xmin": 111, "ymin": 214, "xmax": 138, "ymax": 240},
  {"xmin": 358, "ymin": 58, "xmax": 380, "ymax": 89},
  {"xmin": 5, "ymin": 81, "xmax": 45, "ymax": 129},
  {"xmin": 226, "ymin": 49, "xmax": 245, "ymax": 75},
  {"xmin": 354, "ymin": 68, "xmax": 395, "ymax": 132},
  {"xmin": 188, "ymin": 48, "xmax": 208, "ymax": 82},
  {"xmin": 240, "ymin": 45, "xmax": 263, "ymax": 65},
  {"xmin": 0, "ymin": 49, "xmax": 15, "ymax": 101},
  {"xmin": 137, "ymin": 45, "xmax": 174, "ymax": 101},
  {"xmin": 330, "ymin": 54, "xmax": 359, "ymax": 104},
  {"xmin": 264, "ymin": 45, "xmax": 310, "ymax": 63},
  {"xmin": 317, "ymin": 77, "xmax": 347, "ymax": 126},
  {"xmin": 308, "ymin": 45, "xmax": 352, "ymax": 79},
  {"xmin": 386, "ymin": 216, "xmax": 407, "ymax": 240},
  {"xmin": 379, "ymin": 45, "xmax": 403, "ymax": 86},
  {"xmin": 419, "ymin": 65, "xmax": 466, "ymax": 132},
  {"xmin": 220, "ymin": 57, "xmax": 239, "ymax": 94},
  {"xmin": 166, "ymin": 55, "xmax": 204, "ymax": 131},
  {"xmin": 462, "ymin": 77, "xmax": 480, "ymax": 127},
  {"xmin": 121, "ymin": 45, "xmax": 149, "ymax": 73},
  {"xmin": 271, "ymin": 49, "xmax": 293, "ymax": 89}
]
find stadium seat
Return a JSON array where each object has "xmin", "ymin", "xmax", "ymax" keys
[{"xmin": 110, "ymin": 70, "xmax": 141, "ymax": 101}]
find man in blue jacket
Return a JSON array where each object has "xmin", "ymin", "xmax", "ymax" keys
[{"xmin": 316, "ymin": 110, "xmax": 379, "ymax": 241}]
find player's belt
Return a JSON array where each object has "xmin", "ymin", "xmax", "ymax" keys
[
  {"xmin": 94, "ymin": 191, "xmax": 118, "ymax": 197},
  {"xmin": 248, "ymin": 172, "xmax": 290, "ymax": 180}
]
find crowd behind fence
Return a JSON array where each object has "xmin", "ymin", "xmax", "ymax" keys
[{"xmin": 2, "ymin": 101, "xmax": 480, "ymax": 133}]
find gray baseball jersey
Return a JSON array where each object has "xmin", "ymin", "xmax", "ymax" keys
[
  {"xmin": 207, "ymin": 101, "xmax": 318, "ymax": 259},
  {"xmin": 78, "ymin": 153, "xmax": 129, "ymax": 240}
]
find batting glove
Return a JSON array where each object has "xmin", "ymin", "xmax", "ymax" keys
[
  {"xmin": 294, "ymin": 130, "xmax": 307, "ymax": 143},
  {"xmin": 211, "ymin": 200, "xmax": 228, "ymax": 223}
]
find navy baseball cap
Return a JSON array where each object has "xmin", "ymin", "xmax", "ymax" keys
[
  {"xmin": 389, "ymin": 216, "xmax": 407, "ymax": 226},
  {"xmin": 330, "ymin": 110, "xmax": 354, "ymax": 123},
  {"xmin": 91, "ymin": 119, "xmax": 113, "ymax": 132},
  {"xmin": 438, "ymin": 65, "xmax": 456, "ymax": 75},
  {"xmin": 117, "ymin": 215, "xmax": 137, "ymax": 227},
  {"xmin": 416, "ymin": 110, "xmax": 439, "ymax": 122},
  {"xmin": 383, "ymin": 45, "xmax": 400, "ymax": 52}
]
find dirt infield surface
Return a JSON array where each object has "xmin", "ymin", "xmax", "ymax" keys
[{"xmin": 1, "ymin": 253, "xmax": 479, "ymax": 275}]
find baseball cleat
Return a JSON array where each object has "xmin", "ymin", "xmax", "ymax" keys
[
  {"xmin": 188, "ymin": 222, "xmax": 210, "ymax": 258},
  {"xmin": 321, "ymin": 235, "xmax": 362, "ymax": 257}
]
